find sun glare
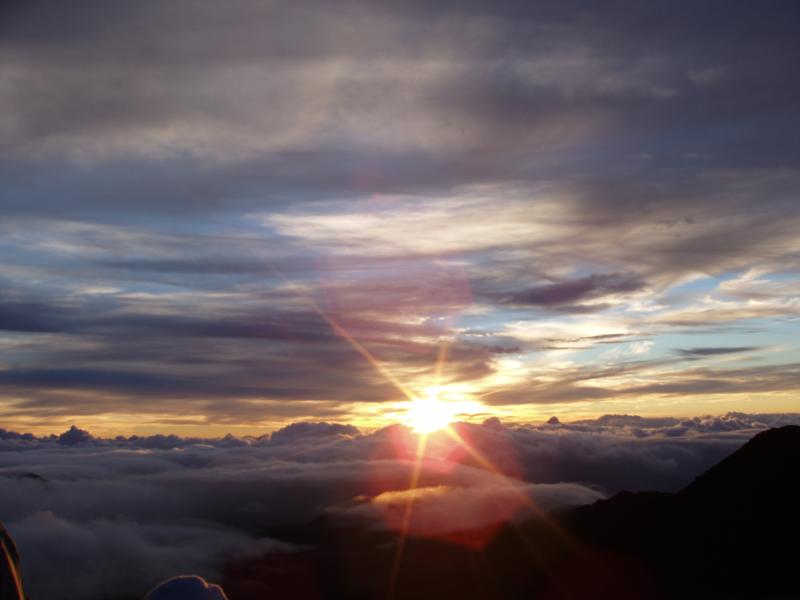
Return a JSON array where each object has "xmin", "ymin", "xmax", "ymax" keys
[{"xmin": 403, "ymin": 392, "xmax": 459, "ymax": 434}]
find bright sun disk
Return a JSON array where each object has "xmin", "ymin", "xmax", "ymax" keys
[{"xmin": 403, "ymin": 394, "xmax": 458, "ymax": 434}]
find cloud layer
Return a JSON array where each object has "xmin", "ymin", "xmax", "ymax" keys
[{"xmin": 2, "ymin": 412, "xmax": 798, "ymax": 599}]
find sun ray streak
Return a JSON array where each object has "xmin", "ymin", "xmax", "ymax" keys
[
  {"xmin": 271, "ymin": 267, "xmax": 417, "ymax": 402},
  {"xmin": 442, "ymin": 425, "xmax": 578, "ymax": 549},
  {"xmin": 386, "ymin": 433, "xmax": 429, "ymax": 600},
  {"xmin": 432, "ymin": 338, "xmax": 450, "ymax": 388},
  {"xmin": 321, "ymin": 311, "xmax": 417, "ymax": 402}
]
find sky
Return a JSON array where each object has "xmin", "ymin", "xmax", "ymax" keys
[{"xmin": 1, "ymin": 0, "xmax": 799, "ymax": 436}]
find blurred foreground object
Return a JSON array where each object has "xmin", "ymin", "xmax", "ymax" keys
[
  {"xmin": 144, "ymin": 575, "xmax": 228, "ymax": 600},
  {"xmin": 0, "ymin": 523, "xmax": 25, "ymax": 600}
]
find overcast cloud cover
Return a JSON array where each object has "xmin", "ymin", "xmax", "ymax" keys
[
  {"xmin": 0, "ymin": 0, "xmax": 799, "ymax": 434},
  {"xmin": 2, "ymin": 412, "xmax": 799, "ymax": 599}
]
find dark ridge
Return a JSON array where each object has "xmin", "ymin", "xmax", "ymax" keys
[
  {"xmin": 680, "ymin": 424, "xmax": 800, "ymax": 501},
  {"xmin": 566, "ymin": 425, "xmax": 800, "ymax": 598}
]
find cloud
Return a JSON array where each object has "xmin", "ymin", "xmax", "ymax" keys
[
  {"xmin": 57, "ymin": 425, "xmax": 93, "ymax": 446},
  {"xmin": 10, "ymin": 512, "xmax": 274, "ymax": 600},
  {"xmin": 2, "ymin": 413, "xmax": 799, "ymax": 598},
  {"xmin": 675, "ymin": 346, "xmax": 759, "ymax": 358},
  {"xmin": 269, "ymin": 422, "xmax": 360, "ymax": 445},
  {"xmin": 500, "ymin": 273, "xmax": 647, "ymax": 309},
  {"xmin": 336, "ymin": 482, "xmax": 604, "ymax": 540},
  {"xmin": 475, "ymin": 357, "xmax": 800, "ymax": 406},
  {"xmin": 0, "ymin": 0, "xmax": 799, "ymax": 433}
]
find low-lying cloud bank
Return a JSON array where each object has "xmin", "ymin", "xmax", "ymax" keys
[{"xmin": 1, "ymin": 412, "xmax": 798, "ymax": 599}]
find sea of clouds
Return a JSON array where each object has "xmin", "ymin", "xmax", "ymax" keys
[{"xmin": 1, "ymin": 412, "xmax": 798, "ymax": 599}]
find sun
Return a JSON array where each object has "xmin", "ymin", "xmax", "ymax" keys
[{"xmin": 403, "ymin": 391, "xmax": 459, "ymax": 434}]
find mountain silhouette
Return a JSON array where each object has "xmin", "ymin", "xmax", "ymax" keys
[{"xmin": 567, "ymin": 425, "xmax": 800, "ymax": 598}]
